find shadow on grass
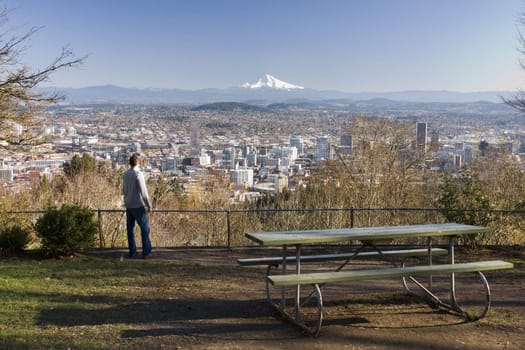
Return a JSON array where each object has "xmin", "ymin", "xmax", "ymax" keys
[
  {"xmin": 36, "ymin": 296, "xmax": 301, "ymax": 341},
  {"xmin": 36, "ymin": 297, "xmax": 272, "ymax": 326}
]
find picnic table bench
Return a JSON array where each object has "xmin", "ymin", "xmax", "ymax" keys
[
  {"xmin": 239, "ymin": 223, "xmax": 514, "ymax": 335},
  {"xmin": 237, "ymin": 247, "xmax": 449, "ymax": 267}
]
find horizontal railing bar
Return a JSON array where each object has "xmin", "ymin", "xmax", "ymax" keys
[{"xmin": 4, "ymin": 207, "xmax": 525, "ymax": 214}]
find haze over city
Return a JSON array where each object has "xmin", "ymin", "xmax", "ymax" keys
[{"xmin": 4, "ymin": 0, "xmax": 525, "ymax": 93}]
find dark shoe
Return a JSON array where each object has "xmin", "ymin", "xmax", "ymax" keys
[
  {"xmin": 142, "ymin": 253, "xmax": 153, "ymax": 259},
  {"xmin": 128, "ymin": 251, "xmax": 141, "ymax": 259}
]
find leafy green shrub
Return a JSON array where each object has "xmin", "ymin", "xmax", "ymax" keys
[
  {"xmin": 436, "ymin": 172, "xmax": 492, "ymax": 247},
  {"xmin": 0, "ymin": 225, "xmax": 32, "ymax": 254},
  {"xmin": 35, "ymin": 204, "xmax": 98, "ymax": 257}
]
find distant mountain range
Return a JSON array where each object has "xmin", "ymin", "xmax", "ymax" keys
[{"xmin": 43, "ymin": 74, "xmax": 515, "ymax": 105}]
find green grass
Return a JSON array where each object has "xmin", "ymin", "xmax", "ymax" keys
[{"xmin": 0, "ymin": 253, "xmax": 247, "ymax": 350}]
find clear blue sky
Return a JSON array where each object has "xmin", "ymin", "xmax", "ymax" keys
[{"xmin": 4, "ymin": 0, "xmax": 525, "ymax": 92}]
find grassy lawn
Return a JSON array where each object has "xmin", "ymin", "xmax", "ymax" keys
[{"xmin": 0, "ymin": 253, "xmax": 253, "ymax": 349}]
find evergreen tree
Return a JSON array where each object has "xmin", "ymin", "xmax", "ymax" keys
[{"xmin": 63, "ymin": 154, "xmax": 95, "ymax": 178}]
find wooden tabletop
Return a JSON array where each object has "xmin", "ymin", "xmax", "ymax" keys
[{"xmin": 245, "ymin": 223, "xmax": 490, "ymax": 246}]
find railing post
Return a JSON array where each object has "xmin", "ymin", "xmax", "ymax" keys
[
  {"xmin": 350, "ymin": 208, "xmax": 355, "ymax": 228},
  {"xmin": 226, "ymin": 209, "xmax": 231, "ymax": 249},
  {"xmin": 97, "ymin": 208, "xmax": 103, "ymax": 249}
]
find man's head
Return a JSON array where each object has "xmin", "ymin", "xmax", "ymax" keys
[{"xmin": 129, "ymin": 154, "xmax": 140, "ymax": 167}]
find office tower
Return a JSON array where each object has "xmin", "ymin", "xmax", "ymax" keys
[
  {"xmin": 454, "ymin": 154, "xmax": 463, "ymax": 168},
  {"xmin": 190, "ymin": 121, "xmax": 200, "ymax": 157},
  {"xmin": 282, "ymin": 146, "xmax": 298, "ymax": 161},
  {"xmin": 290, "ymin": 136, "xmax": 304, "ymax": 155},
  {"xmin": 162, "ymin": 157, "xmax": 176, "ymax": 171},
  {"xmin": 339, "ymin": 133, "xmax": 352, "ymax": 155},
  {"xmin": 271, "ymin": 145, "xmax": 283, "ymax": 159},
  {"xmin": 189, "ymin": 121, "xmax": 200, "ymax": 157},
  {"xmin": 316, "ymin": 135, "xmax": 331, "ymax": 161},
  {"xmin": 241, "ymin": 144, "xmax": 250, "ymax": 157},
  {"xmin": 416, "ymin": 122, "xmax": 427, "ymax": 152},
  {"xmin": 222, "ymin": 147, "xmax": 236, "ymax": 169},
  {"xmin": 479, "ymin": 140, "xmax": 489, "ymax": 157},
  {"xmin": 230, "ymin": 166, "xmax": 254, "ymax": 188},
  {"xmin": 246, "ymin": 149, "xmax": 257, "ymax": 167},
  {"xmin": 429, "ymin": 130, "xmax": 440, "ymax": 152},
  {"xmin": 464, "ymin": 146, "xmax": 473, "ymax": 163},
  {"xmin": 117, "ymin": 149, "xmax": 129, "ymax": 166},
  {"xmin": 198, "ymin": 153, "xmax": 211, "ymax": 166}
]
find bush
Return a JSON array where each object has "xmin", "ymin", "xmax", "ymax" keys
[
  {"xmin": 0, "ymin": 225, "xmax": 32, "ymax": 254},
  {"xmin": 436, "ymin": 172, "xmax": 492, "ymax": 247},
  {"xmin": 35, "ymin": 204, "xmax": 98, "ymax": 257}
]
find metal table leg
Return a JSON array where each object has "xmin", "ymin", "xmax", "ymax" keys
[
  {"xmin": 281, "ymin": 245, "xmax": 287, "ymax": 310},
  {"xmin": 295, "ymin": 244, "xmax": 302, "ymax": 320}
]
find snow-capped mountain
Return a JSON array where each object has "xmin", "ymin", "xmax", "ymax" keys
[{"xmin": 242, "ymin": 74, "xmax": 304, "ymax": 90}]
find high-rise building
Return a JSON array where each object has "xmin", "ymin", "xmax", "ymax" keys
[
  {"xmin": 198, "ymin": 153, "xmax": 211, "ymax": 166},
  {"xmin": 222, "ymin": 147, "xmax": 236, "ymax": 169},
  {"xmin": 340, "ymin": 134, "xmax": 352, "ymax": 147},
  {"xmin": 190, "ymin": 121, "xmax": 200, "ymax": 157},
  {"xmin": 230, "ymin": 166, "xmax": 254, "ymax": 188},
  {"xmin": 271, "ymin": 145, "xmax": 283, "ymax": 159},
  {"xmin": 246, "ymin": 151, "xmax": 257, "ymax": 167},
  {"xmin": 416, "ymin": 122, "xmax": 427, "ymax": 152},
  {"xmin": 161, "ymin": 157, "xmax": 177, "ymax": 171},
  {"xmin": 429, "ymin": 130, "xmax": 440, "ymax": 152},
  {"xmin": 282, "ymin": 146, "xmax": 297, "ymax": 161},
  {"xmin": 339, "ymin": 134, "xmax": 352, "ymax": 155},
  {"xmin": 454, "ymin": 154, "xmax": 463, "ymax": 168},
  {"xmin": 241, "ymin": 144, "xmax": 250, "ymax": 157},
  {"xmin": 290, "ymin": 136, "xmax": 303, "ymax": 155},
  {"xmin": 316, "ymin": 135, "xmax": 331, "ymax": 161},
  {"xmin": 117, "ymin": 148, "xmax": 129, "ymax": 166},
  {"xmin": 464, "ymin": 146, "xmax": 473, "ymax": 163}
]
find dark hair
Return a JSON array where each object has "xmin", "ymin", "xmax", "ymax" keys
[{"xmin": 129, "ymin": 155, "xmax": 139, "ymax": 166}]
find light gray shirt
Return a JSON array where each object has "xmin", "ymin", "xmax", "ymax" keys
[{"xmin": 123, "ymin": 166, "xmax": 153, "ymax": 210}]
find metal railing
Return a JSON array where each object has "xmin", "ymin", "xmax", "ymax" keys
[{"xmin": 5, "ymin": 207, "xmax": 525, "ymax": 248}]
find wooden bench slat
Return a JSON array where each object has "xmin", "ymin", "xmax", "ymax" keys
[
  {"xmin": 237, "ymin": 248, "xmax": 448, "ymax": 266},
  {"xmin": 267, "ymin": 260, "xmax": 514, "ymax": 286}
]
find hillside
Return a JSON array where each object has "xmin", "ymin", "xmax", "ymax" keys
[{"xmin": 191, "ymin": 102, "xmax": 269, "ymax": 113}]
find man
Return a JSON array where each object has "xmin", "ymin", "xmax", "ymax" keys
[{"xmin": 123, "ymin": 154, "xmax": 153, "ymax": 258}]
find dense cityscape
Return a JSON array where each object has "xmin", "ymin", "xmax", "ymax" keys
[{"xmin": 1, "ymin": 100, "xmax": 522, "ymax": 201}]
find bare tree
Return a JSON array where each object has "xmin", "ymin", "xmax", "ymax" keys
[
  {"xmin": 0, "ymin": 8, "xmax": 85, "ymax": 152},
  {"xmin": 504, "ymin": 9, "xmax": 525, "ymax": 111}
]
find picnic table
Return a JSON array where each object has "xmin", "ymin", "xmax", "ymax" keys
[{"xmin": 239, "ymin": 223, "xmax": 514, "ymax": 335}]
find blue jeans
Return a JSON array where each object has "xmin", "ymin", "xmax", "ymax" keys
[{"xmin": 126, "ymin": 207, "xmax": 152, "ymax": 257}]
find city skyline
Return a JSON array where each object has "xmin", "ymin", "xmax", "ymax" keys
[{"xmin": 4, "ymin": 0, "xmax": 525, "ymax": 92}]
